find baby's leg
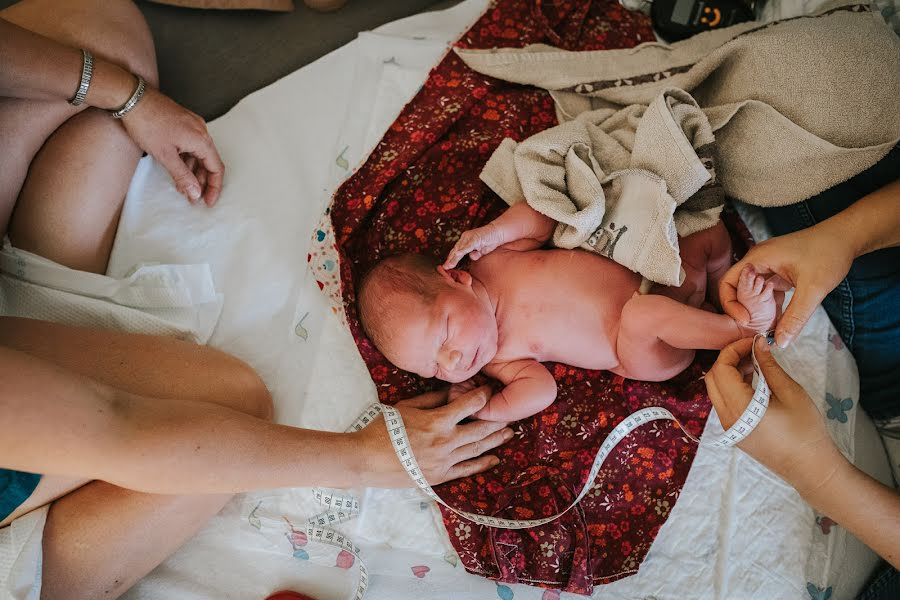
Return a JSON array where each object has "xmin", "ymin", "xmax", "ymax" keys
[{"xmin": 615, "ymin": 293, "xmax": 745, "ymax": 381}]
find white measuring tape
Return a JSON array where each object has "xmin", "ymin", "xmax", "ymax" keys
[
  {"xmin": 304, "ymin": 332, "xmax": 772, "ymax": 598},
  {"xmin": 711, "ymin": 331, "xmax": 774, "ymax": 448}
]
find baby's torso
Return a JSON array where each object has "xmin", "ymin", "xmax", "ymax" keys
[{"xmin": 470, "ymin": 248, "xmax": 642, "ymax": 370}]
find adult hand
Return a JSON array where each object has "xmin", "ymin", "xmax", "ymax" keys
[
  {"xmin": 443, "ymin": 223, "xmax": 506, "ymax": 269},
  {"xmin": 358, "ymin": 385, "xmax": 512, "ymax": 487},
  {"xmin": 120, "ymin": 87, "xmax": 224, "ymax": 206},
  {"xmin": 719, "ymin": 227, "xmax": 854, "ymax": 348},
  {"xmin": 705, "ymin": 338, "xmax": 845, "ymax": 495}
]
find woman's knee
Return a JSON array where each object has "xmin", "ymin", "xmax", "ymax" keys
[{"xmin": 1, "ymin": 0, "xmax": 158, "ymax": 87}]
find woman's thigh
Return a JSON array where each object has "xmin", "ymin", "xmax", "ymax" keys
[
  {"xmin": 0, "ymin": 0, "xmax": 158, "ymax": 273},
  {"xmin": 0, "ymin": 316, "xmax": 272, "ymax": 525}
]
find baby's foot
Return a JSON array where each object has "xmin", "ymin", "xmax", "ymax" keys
[{"xmin": 735, "ymin": 265, "xmax": 777, "ymax": 335}]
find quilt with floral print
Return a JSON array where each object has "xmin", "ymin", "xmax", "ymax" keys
[{"xmin": 311, "ymin": 0, "xmax": 754, "ymax": 594}]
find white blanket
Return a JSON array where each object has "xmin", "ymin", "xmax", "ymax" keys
[{"xmin": 1, "ymin": 1, "xmax": 893, "ymax": 599}]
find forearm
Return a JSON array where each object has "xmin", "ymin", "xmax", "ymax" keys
[
  {"xmin": 0, "ymin": 345, "xmax": 370, "ymax": 494},
  {"xmin": 797, "ymin": 457, "xmax": 900, "ymax": 569},
  {"xmin": 8, "ymin": 387, "xmax": 369, "ymax": 494},
  {"xmin": 493, "ymin": 201, "xmax": 555, "ymax": 245},
  {"xmin": 815, "ymin": 179, "xmax": 900, "ymax": 258},
  {"xmin": 479, "ymin": 361, "xmax": 557, "ymax": 421},
  {"xmin": 0, "ymin": 17, "xmax": 135, "ymax": 109},
  {"xmin": 112, "ymin": 396, "xmax": 372, "ymax": 494}
]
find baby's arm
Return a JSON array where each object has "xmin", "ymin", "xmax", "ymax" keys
[
  {"xmin": 444, "ymin": 202, "xmax": 555, "ymax": 269},
  {"xmin": 475, "ymin": 359, "xmax": 557, "ymax": 421}
]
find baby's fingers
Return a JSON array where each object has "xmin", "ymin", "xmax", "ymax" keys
[
  {"xmin": 444, "ymin": 236, "xmax": 478, "ymax": 269},
  {"xmin": 443, "ymin": 246, "xmax": 465, "ymax": 269}
]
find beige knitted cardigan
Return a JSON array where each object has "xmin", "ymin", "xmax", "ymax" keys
[{"xmin": 455, "ymin": 2, "xmax": 900, "ymax": 285}]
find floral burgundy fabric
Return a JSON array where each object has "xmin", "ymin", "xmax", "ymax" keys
[{"xmin": 324, "ymin": 0, "xmax": 751, "ymax": 593}]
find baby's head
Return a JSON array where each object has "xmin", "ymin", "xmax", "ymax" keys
[{"xmin": 358, "ymin": 253, "xmax": 497, "ymax": 383}]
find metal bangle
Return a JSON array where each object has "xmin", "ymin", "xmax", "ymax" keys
[
  {"xmin": 111, "ymin": 75, "xmax": 147, "ymax": 119},
  {"xmin": 68, "ymin": 49, "xmax": 94, "ymax": 106}
]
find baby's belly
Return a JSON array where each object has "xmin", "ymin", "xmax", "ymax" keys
[
  {"xmin": 551, "ymin": 326, "xmax": 622, "ymax": 371},
  {"xmin": 512, "ymin": 312, "xmax": 623, "ymax": 371},
  {"xmin": 497, "ymin": 248, "xmax": 640, "ymax": 370}
]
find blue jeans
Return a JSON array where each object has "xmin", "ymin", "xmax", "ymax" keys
[{"xmin": 763, "ymin": 145, "xmax": 900, "ymax": 421}]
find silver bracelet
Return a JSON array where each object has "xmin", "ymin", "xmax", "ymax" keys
[
  {"xmin": 68, "ymin": 49, "xmax": 94, "ymax": 106},
  {"xmin": 111, "ymin": 75, "xmax": 146, "ymax": 119}
]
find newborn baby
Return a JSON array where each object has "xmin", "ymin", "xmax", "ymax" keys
[{"xmin": 358, "ymin": 202, "xmax": 776, "ymax": 421}]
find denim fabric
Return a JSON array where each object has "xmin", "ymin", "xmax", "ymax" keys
[
  {"xmin": 857, "ymin": 563, "xmax": 900, "ymax": 600},
  {"xmin": 763, "ymin": 145, "xmax": 900, "ymax": 420},
  {"xmin": 0, "ymin": 468, "xmax": 40, "ymax": 522}
]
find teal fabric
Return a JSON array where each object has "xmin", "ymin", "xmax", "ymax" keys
[{"xmin": 0, "ymin": 468, "xmax": 41, "ymax": 521}]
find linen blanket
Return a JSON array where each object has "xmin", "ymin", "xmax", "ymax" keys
[{"xmin": 310, "ymin": 0, "xmax": 759, "ymax": 593}]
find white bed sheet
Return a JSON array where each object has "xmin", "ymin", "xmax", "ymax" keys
[{"xmin": 94, "ymin": 1, "xmax": 893, "ymax": 599}]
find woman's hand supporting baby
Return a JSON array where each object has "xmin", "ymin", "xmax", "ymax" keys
[{"xmin": 355, "ymin": 385, "xmax": 513, "ymax": 487}]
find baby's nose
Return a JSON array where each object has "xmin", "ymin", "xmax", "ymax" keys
[{"xmin": 440, "ymin": 349, "xmax": 463, "ymax": 371}]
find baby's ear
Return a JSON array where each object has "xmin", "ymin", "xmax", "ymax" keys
[{"xmin": 437, "ymin": 265, "xmax": 473, "ymax": 287}]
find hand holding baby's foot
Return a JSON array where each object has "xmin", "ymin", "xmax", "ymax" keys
[{"xmin": 735, "ymin": 265, "xmax": 777, "ymax": 335}]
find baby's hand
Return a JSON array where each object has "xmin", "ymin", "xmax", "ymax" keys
[
  {"xmin": 444, "ymin": 223, "xmax": 506, "ymax": 269},
  {"xmin": 449, "ymin": 378, "xmax": 483, "ymax": 403}
]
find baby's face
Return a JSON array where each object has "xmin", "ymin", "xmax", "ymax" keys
[{"xmin": 383, "ymin": 271, "xmax": 497, "ymax": 383}]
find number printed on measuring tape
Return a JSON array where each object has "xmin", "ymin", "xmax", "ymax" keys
[
  {"xmin": 305, "ymin": 332, "xmax": 772, "ymax": 599},
  {"xmin": 712, "ymin": 332, "xmax": 773, "ymax": 448}
]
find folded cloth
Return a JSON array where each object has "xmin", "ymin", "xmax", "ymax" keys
[
  {"xmin": 459, "ymin": 1, "xmax": 900, "ymax": 206},
  {"xmin": 0, "ymin": 240, "xmax": 223, "ymax": 343},
  {"xmin": 481, "ymin": 88, "xmax": 722, "ymax": 285}
]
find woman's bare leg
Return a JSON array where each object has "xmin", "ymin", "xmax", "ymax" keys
[
  {"xmin": 0, "ymin": 0, "xmax": 158, "ymax": 273},
  {"xmin": 0, "ymin": 318, "xmax": 272, "ymax": 599}
]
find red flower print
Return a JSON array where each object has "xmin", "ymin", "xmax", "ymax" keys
[{"xmin": 327, "ymin": 0, "xmax": 718, "ymax": 593}]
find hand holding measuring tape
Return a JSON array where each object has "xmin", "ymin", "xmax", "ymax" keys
[
  {"xmin": 353, "ymin": 386, "xmax": 511, "ymax": 488},
  {"xmin": 705, "ymin": 336, "xmax": 843, "ymax": 495}
]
